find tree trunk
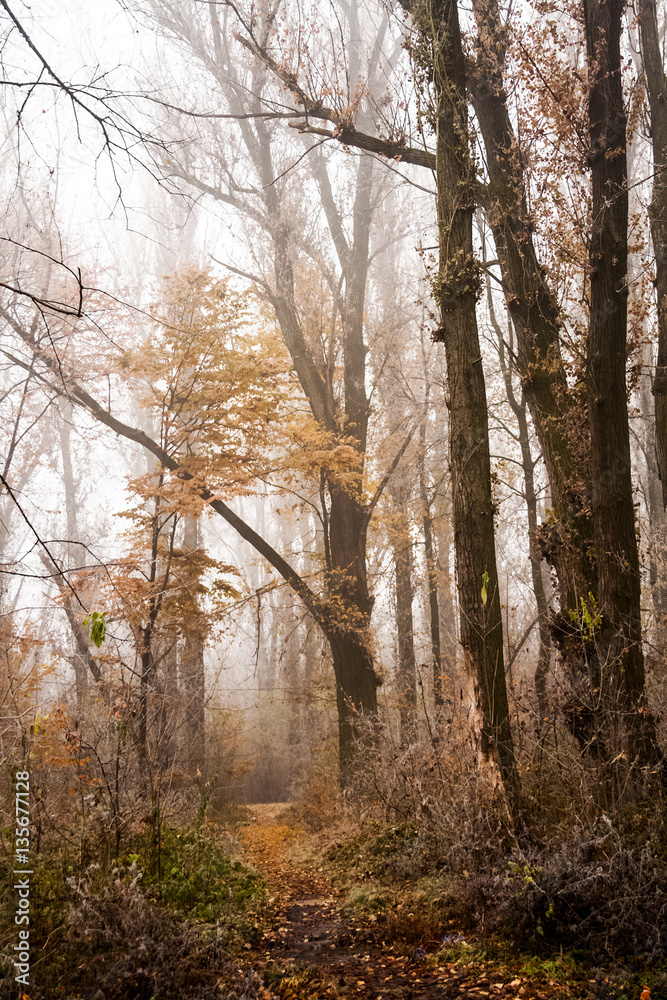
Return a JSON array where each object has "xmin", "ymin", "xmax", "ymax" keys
[
  {"xmin": 130, "ymin": 6, "xmax": 384, "ymax": 782},
  {"xmin": 137, "ymin": 633, "xmax": 154, "ymax": 773},
  {"xmin": 487, "ymin": 279, "xmax": 551, "ymax": 720},
  {"xmin": 265, "ymin": 119, "xmax": 379, "ymax": 776},
  {"xmin": 181, "ymin": 514, "xmax": 206, "ymax": 773},
  {"xmin": 515, "ymin": 420, "xmax": 551, "ymax": 723},
  {"xmin": 424, "ymin": 508, "xmax": 444, "ymax": 708},
  {"xmin": 137, "ymin": 488, "xmax": 174, "ymax": 774},
  {"xmin": 330, "ymin": 632, "xmax": 379, "ymax": 779},
  {"xmin": 39, "ymin": 551, "xmax": 102, "ymax": 685},
  {"xmin": 646, "ymin": 466, "xmax": 667, "ymax": 654},
  {"xmin": 59, "ymin": 402, "xmax": 88, "ymax": 711},
  {"xmin": 584, "ymin": 0, "xmax": 657, "ymax": 767},
  {"xmin": 416, "ymin": 346, "xmax": 449, "ymax": 710},
  {"xmin": 435, "ymin": 507, "xmax": 458, "ymax": 701},
  {"xmin": 418, "ymin": 419, "xmax": 444, "ymax": 708},
  {"xmin": 639, "ymin": 377, "xmax": 667, "ymax": 655},
  {"xmin": 390, "ymin": 483, "xmax": 417, "ymax": 738},
  {"xmin": 326, "ymin": 482, "xmax": 379, "ymax": 770},
  {"xmin": 638, "ymin": 0, "xmax": 667, "ymax": 510},
  {"xmin": 469, "ymin": 0, "xmax": 596, "ymax": 617},
  {"xmin": 156, "ymin": 635, "xmax": 178, "ymax": 768},
  {"xmin": 414, "ymin": 0, "xmax": 516, "ymax": 789}
]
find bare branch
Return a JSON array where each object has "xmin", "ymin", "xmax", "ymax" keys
[
  {"xmin": 232, "ymin": 30, "xmax": 436, "ymax": 169},
  {"xmin": 364, "ymin": 416, "xmax": 421, "ymax": 524}
]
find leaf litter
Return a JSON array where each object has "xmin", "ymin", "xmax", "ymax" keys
[{"xmin": 236, "ymin": 805, "xmax": 580, "ymax": 1000}]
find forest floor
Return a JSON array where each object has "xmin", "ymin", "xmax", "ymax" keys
[
  {"xmin": 236, "ymin": 804, "xmax": 585, "ymax": 1000},
  {"xmin": 1, "ymin": 799, "xmax": 659, "ymax": 999}
]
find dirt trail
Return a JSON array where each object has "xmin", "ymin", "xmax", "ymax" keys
[{"xmin": 238, "ymin": 804, "xmax": 567, "ymax": 1000}]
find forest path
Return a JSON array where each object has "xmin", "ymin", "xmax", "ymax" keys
[{"xmin": 237, "ymin": 804, "xmax": 563, "ymax": 1000}]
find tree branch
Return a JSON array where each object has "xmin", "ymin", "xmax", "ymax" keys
[
  {"xmin": 38, "ymin": 551, "xmax": 102, "ymax": 683},
  {"xmin": 233, "ymin": 32, "xmax": 436, "ymax": 170},
  {"xmin": 3, "ymin": 347, "xmax": 331, "ymax": 633},
  {"xmin": 363, "ymin": 416, "xmax": 420, "ymax": 525}
]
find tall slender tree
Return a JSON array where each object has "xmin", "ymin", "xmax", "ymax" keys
[
  {"xmin": 141, "ymin": 0, "xmax": 423, "ymax": 770},
  {"xmin": 638, "ymin": 0, "xmax": 667, "ymax": 509},
  {"xmin": 402, "ymin": 0, "xmax": 516, "ymax": 788},
  {"xmin": 583, "ymin": 0, "xmax": 655, "ymax": 765}
]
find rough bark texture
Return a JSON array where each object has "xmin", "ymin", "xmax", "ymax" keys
[
  {"xmin": 326, "ymin": 481, "xmax": 379, "ymax": 764},
  {"xmin": 331, "ymin": 634, "xmax": 380, "ymax": 776},
  {"xmin": 416, "ymin": 0, "xmax": 515, "ymax": 786},
  {"xmin": 583, "ymin": 0, "xmax": 653, "ymax": 765},
  {"xmin": 469, "ymin": 0, "xmax": 596, "ymax": 617},
  {"xmin": 639, "ymin": 0, "xmax": 667, "ymax": 509}
]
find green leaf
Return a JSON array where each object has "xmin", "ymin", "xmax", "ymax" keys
[{"xmin": 86, "ymin": 610, "xmax": 108, "ymax": 648}]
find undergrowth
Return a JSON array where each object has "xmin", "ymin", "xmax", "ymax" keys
[
  {"xmin": 0, "ymin": 825, "xmax": 266, "ymax": 999},
  {"xmin": 292, "ymin": 720, "xmax": 667, "ymax": 999},
  {"xmin": 324, "ymin": 821, "xmax": 667, "ymax": 998}
]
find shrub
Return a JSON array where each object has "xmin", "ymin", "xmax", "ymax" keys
[
  {"xmin": 0, "ymin": 829, "xmax": 266, "ymax": 999},
  {"xmin": 452, "ymin": 837, "xmax": 667, "ymax": 958}
]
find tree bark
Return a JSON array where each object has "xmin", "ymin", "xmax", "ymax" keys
[
  {"xmin": 139, "ymin": 3, "xmax": 391, "ymax": 778},
  {"xmin": 583, "ymin": 0, "xmax": 656, "ymax": 766},
  {"xmin": 643, "ymin": 391, "xmax": 667, "ymax": 654},
  {"xmin": 434, "ymin": 505, "xmax": 459, "ymax": 700},
  {"xmin": 156, "ymin": 635, "xmax": 178, "ymax": 768},
  {"xmin": 326, "ymin": 482, "xmax": 379, "ymax": 767},
  {"xmin": 136, "ymin": 489, "xmax": 177, "ymax": 773},
  {"xmin": 58, "ymin": 403, "xmax": 90, "ymax": 709},
  {"xmin": 390, "ymin": 482, "xmax": 417, "ymax": 737},
  {"xmin": 414, "ymin": 0, "xmax": 516, "ymax": 789},
  {"xmin": 256, "ymin": 75, "xmax": 379, "ymax": 774},
  {"xmin": 418, "ymin": 416, "xmax": 444, "ymax": 708},
  {"xmin": 487, "ymin": 278, "xmax": 551, "ymax": 720},
  {"xmin": 638, "ymin": 0, "xmax": 667, "ymax": 509},
  {"xmin": 330, "ymin": 632, "xmax": 380, "ymax": 778},
  {"xmin": 181, "ymin": 515, "xmax": 206, "ymax": 773},
  {"xmin": 469, "ymin": 0, "xmax": 596, "ymax": 619}
]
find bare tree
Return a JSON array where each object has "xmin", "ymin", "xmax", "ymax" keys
[{"xmin": 134, "ymin": 0, "xmax": 424, "ymax": 771}]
